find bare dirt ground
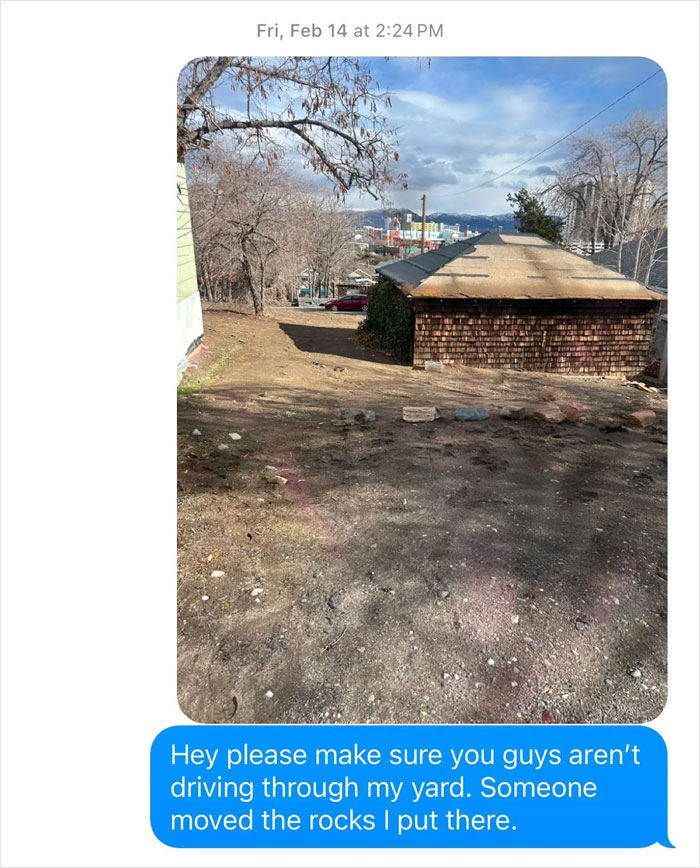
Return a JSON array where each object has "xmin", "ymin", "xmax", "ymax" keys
[{"xmin": 177, "ymin": 307, "xmax": 667, "ymax": 725}]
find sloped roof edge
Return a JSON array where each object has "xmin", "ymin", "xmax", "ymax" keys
[{"xmin": 374, "ymin": 232, "xmax": 664, "ymax": 301}]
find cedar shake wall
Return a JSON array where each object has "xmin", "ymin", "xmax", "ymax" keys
[{"xmin": 413, "ymin": 298, "xmax": 658, "ymax": 375}]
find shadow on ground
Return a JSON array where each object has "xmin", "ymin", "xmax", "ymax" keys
[
  {"xmin": 277, "ymin": 319, "xmax": 401, "ymax": 365},
  {"xmin": 177, "ymin": 364, "xmax": 667, "ymax": 726}
]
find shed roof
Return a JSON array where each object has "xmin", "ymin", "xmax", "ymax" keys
[{"xmin": 375, "ymin": 232, "xmax": 665, "ymax": 301}]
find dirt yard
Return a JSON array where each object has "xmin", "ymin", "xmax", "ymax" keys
[{"xmin": 177, "ymin": 307, "xmax": 667, "ymax": 725}]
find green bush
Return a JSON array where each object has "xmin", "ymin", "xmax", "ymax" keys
[{"xmin": 358, "ymin": 279, "xmax": 414, "ymax": 363}]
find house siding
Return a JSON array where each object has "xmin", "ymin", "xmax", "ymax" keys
[{"xmin": 413, "ymin": 298, "xmax": 658, "ymax": 375}]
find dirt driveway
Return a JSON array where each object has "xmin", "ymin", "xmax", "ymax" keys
[{"xmin": 177, "ymin": 307, "xmax": 667, "ymax": 724}]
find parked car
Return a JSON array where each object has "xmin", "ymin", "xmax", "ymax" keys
[{"xmin": 323, "ymin": 294, "xmax": 369, "ymax": 312}]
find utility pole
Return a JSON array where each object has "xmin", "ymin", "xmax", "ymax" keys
[{"xmin": 420, "ymin": 193, "xmax": 427, "ymax": 253}]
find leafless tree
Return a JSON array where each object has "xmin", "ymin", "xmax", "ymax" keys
[
  {"xmin": 298, "ymin": 193, "xmax": 358, "ymax": 298},
  {"xmin": 544, "ymin": 112, "xmax": 667, "ymax": 260},
  {"xmin": 178, "ymin": 56, "xmax": 406, "ymax": 200},
  {"xmin": 640, "ymin": 224, "xmax": 667, "ymax": 286},
  {"xmin": 188, "ymin": 147, "xmax": 360, "ymax": 312},
  {"xmin": 188, "ymin": 149, "xmax": 297, "ymax": 312}
]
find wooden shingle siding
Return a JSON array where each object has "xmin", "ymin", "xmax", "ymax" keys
[{"xmin": 413, "ymin": 299, "xmax": 658, "ymax": 375}]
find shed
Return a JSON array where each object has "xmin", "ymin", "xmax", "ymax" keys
[{"xmin": 375, "ymin": 232, "xmax": 665, "ymax": 375}]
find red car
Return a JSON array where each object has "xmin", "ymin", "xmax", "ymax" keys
[{"xmin": 324, "ymin": 294, "xmax": 369, "ymax": 312}]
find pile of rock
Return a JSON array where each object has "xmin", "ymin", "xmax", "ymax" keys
[{"xmin": 381, "ymin": 400, "xmax": 655, "ymax": 429}]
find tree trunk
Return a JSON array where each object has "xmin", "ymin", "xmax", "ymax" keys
[
  {"xmin": 240, "ymin": 240, "xmax": 264, "ymax": 314},
  {"xmin": 633, "ymin": 238, "xmax": 643, "ymax": 281}
]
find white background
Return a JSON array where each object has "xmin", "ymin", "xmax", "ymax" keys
[{"xmin": 1, "ymin": 2, "xmax": 698, "ymax": 866}]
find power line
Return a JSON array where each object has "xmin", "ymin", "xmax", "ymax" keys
[{"xmin": 427, "ymin": 67, "xmax": 664, "ymax": 201}]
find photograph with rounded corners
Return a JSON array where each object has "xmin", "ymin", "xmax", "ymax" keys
[{"xmin": 176, "ymin": 56, "xmax": 667, "ymax": 725}]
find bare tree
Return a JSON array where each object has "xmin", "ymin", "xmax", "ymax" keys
[
  {"xmin": 640, "ymin": 225, "xmax": 667, "ymax": 286},
  {"xmin": 299, "ymin": 193, "xmax": 358, "ymax": 298},
  {"xmin": 178, "ymin": 57, "xmax": 405, "ymax": 199},
  {"xmin": 188, "ymin": 147, "xmax": 360, "ymax": 312},
  {"xmin": 544, "ymin": 112, "xmax": 667, "ymax": 259},
  {"xmin": 188, "ymin": 150, "xmax": 300, "ymax": 312}
]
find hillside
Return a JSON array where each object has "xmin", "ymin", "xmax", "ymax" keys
[{"xmin": 352, "ymin": 208, "xmax": 517, "ymax": 233}]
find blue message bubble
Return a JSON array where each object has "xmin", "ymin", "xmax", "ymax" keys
[{"xmin": 151, "ymin": 725, "xmax": 670, "ymax": 848}]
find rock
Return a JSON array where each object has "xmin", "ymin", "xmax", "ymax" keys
[
  {"xmin": 626, "ymin": 410, "xmax": 656, "ymax": 428},
  {"xmin": 339, "ymin": 408, "xmax": 376, "ymax": 425},
  {"xmin": 250, "ymin": 587, "xmax": 264, "ymax": 597},
  {"xmin": 229, "ymin": 432, "xmax": 242, "ymax": 440},
  {"xmin": 262, "ymin": 465, "xmax": 288, "ymax": 485},
  {"xmin": 628, "ymin": 667, "xmax": 642, "ymax": 678},
  {"xmin": 562, "ymin": 404, "xmax": 588, "ymax": 422},
  {"xmin": 403, "ymin": 406, "xmax": 439, "ymax": 423},
  {"xmin": 605, "ymin": 678, "xmax": 614, "ymax": 687},
  {"xmin": 424, "ymin": 360, "xmax": 444, "ymax": 372},
  {"xmin": 191, "ymin": 428, "xmax": 202, "ymax": 436},
  {"xmin": 217, "ymin": 444, "xmax": 230, "ymax": 450},
  {"xmin": 455, "ymin": 405, "xmax": 489, "ymax": 421},
  {"xmin": 528, "ymin": 403, "xmax": 565, "ymax": 424},
  {"xmin": 201, "ymin": 595, "xmax": 209, "ymax": 601},
  {"xmin": 500, "ymin": 405, "xmax": 526, "ymax": 420},
  {"xmin": 542, "ymin": 709, "xmax": 556, "ymax": 723},
  {"xmin": 487, "ymin": 658, "xmax": 495, "ymax": 666},
  {"xmin": 210, "ymin": 570, "xmax": 225, "ymax": 578},
  {"xmin": 511, "ymin": 615, "xmax": 520, "ymax": 625},
  {"xmin": 265, "ymin": 690, "xmax": 274, "ymax": 698}
]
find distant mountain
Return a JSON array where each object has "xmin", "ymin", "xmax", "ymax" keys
[{"xmin": 352, "ymin": 208, "xmax": 517, "ymax": 233}]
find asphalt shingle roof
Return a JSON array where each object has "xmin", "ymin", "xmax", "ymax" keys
[{"xmin": 376, "ymin": 232, "xmax": 665, "ymax": 301}]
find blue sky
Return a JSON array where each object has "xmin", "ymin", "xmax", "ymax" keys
[
  {"xmin": 210, "ymin": 56, "xmax": 666, "ymax": 215},
  {"xmin": 354, "ymin": 56, "xmax": 666, "ymax": 214}
]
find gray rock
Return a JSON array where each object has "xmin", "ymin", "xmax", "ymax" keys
[
  {"xmin": 455, "ymin": 406, "xmax": 489, "ymax": 421},
  {"xmin": 262, "ymin": 465, "xmax": 288, "ymax": 485},
  {"xmin": 424, "ymin": 360, "xmax": 444, "ymax": 372},
  {"xmin": 339, "ymin": 408, "xmax": 376, "ymax": 425}
]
